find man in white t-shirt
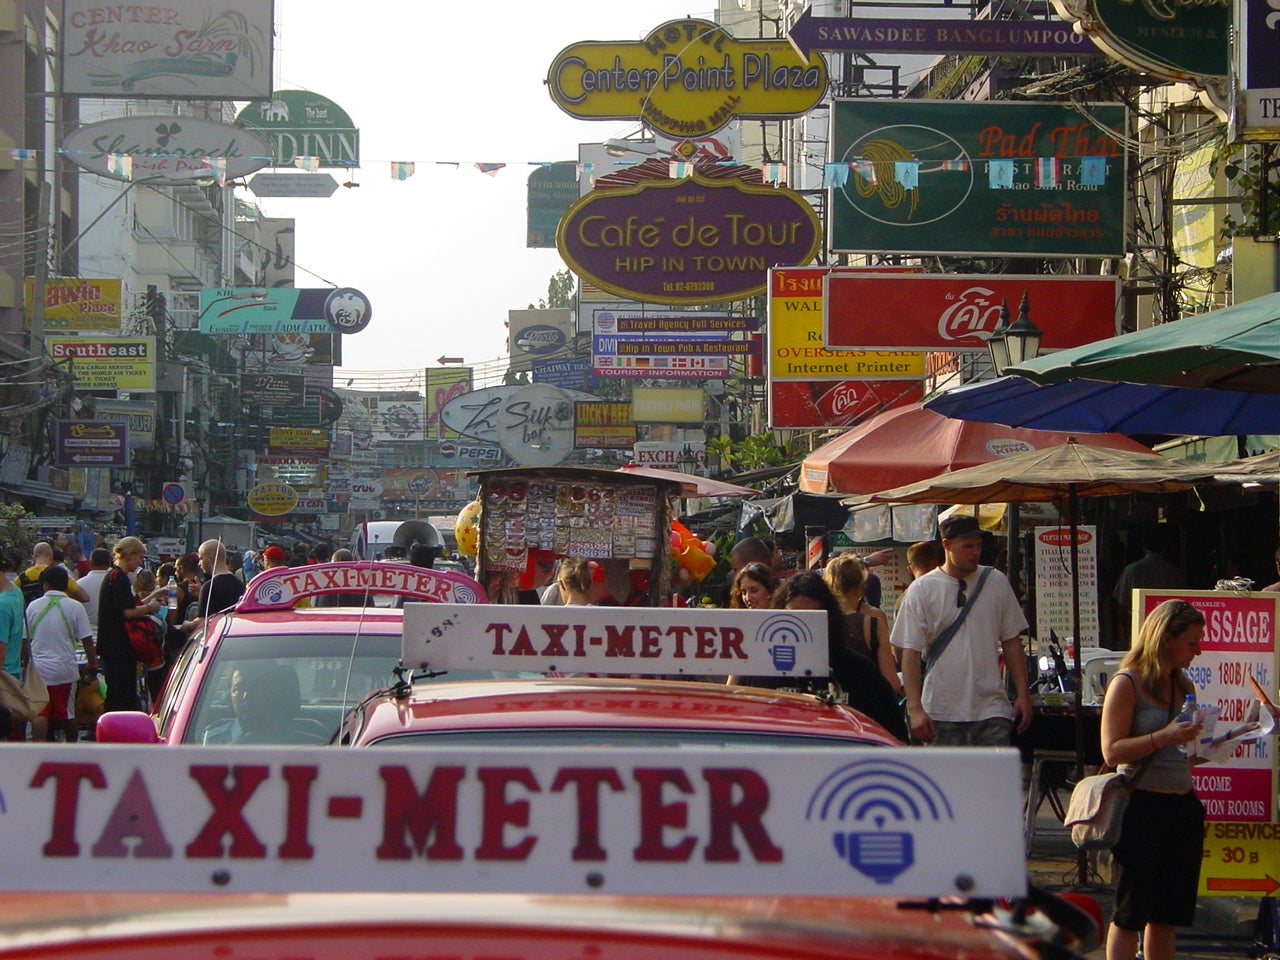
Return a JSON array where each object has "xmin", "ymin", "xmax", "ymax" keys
[
  {"xmin": 26, "ymin": 565, "xmax": 97, "ymax": 743},
  {"xmin": 891, "ymin": 514, "xmax": 1032, "ymax": 747},
  {"xmin": 76, "ymin": 548, "xmax": 113, "ymax": 639}
]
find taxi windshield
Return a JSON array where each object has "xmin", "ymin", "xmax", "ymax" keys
[
  {"xmin": 366, "ymin": 729, "xmax": 891, "ymax": 749},
  {"xmin": 183, "ymin": 633, "xmax": 520, "ymax": 745}
]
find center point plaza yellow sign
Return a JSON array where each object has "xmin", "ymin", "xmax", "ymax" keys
[{"xmin": 547, "ymin": 19, "xmax": 827, "ymax": 138}]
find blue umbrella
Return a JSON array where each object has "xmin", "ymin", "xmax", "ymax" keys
[{"xmin": 925, "ymin": 376, "xmax": 1280, "ymax": 436}]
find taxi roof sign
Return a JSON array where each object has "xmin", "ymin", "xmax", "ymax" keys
[
  {"xmin": 238, "ymin": 562, "xmax": 487, "ymax": 612},
  {"xmin": 1, "ymin": 744, "xmax": 1026, "ymax": 898},
  {"xmin": 402, "ymin": 604, "xmax": 828, "ymax": 678}
]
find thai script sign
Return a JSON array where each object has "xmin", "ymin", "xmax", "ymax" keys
[
  {"xmin": 25, "ymin": 277, "xmax": 122, "ymax": 332},
  {"xmin": 547, "ymin": 19, "xmax": 827, "ymax": 138},
  {"xmin": 234, "ymin": 90, "xmax": 359, "ymax": 168},
  {"xmin": 55, "ymin": 420, "xmax": 128, "ymax": 467},
  {"xmin": 61, "ymin": 116, "xmax": 272, "ymax": 184},
  {"xmin": 768, "ymin": 266, "xmax": 926, "ymax": 429},
  {"xmin": 823, "ymin": 274, "xmax": 1119, "ymax": 352},
  {"xmin": 559, "ymin": 172, "xmax": 821, "ymax": 305},
  {"xmin": 830, "ymin": 100, "xmax": 1127, "ymax": 257},
  {"xmin": 60, "ymin": 0, "xmax": 273, "ymax": 99},
  {"xmin": 46, "ymin": 336, "xmax": 155, "ymax": 391}
]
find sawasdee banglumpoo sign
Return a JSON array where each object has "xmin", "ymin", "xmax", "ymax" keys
[
  {"xmin": 547, "ymin": 18, "xmax": 826, "ymax": 138},
  {"xmin": 830, "ymin": 100, "xmax": 1127, "ymax": 257}
]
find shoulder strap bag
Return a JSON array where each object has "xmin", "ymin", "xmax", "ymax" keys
[{"xmin": 923, "ymin": 566, "xmax": 993, "ymax": 673}]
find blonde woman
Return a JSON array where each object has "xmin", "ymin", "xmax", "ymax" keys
[
  {"xmin": 1102, "ymin": 599, "xmax": 1206, "ymax": 960},
  {"xmin": 556, "ymin": 558, "xmax": 596, "ymax": 606},
  {"xmin": 99, "ymin": 536, "xmax": 163, "ymax": 712},
  {"xmin": 824, "ymin": 553, "xmax": 902, "ymax": 699}
]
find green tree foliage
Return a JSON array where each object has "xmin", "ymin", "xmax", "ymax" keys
[
  {"xmin": 531, "ymin": 269, "xmax": 576, "ymax": 310},
  {"xmin": 0, "ymin": 502, "xmax": 35, "ymax": 558}
]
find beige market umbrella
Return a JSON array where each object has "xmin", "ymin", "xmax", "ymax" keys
[{"xmin": 869, "ymin": 441, "xmax": 1213, "ymax": 828}]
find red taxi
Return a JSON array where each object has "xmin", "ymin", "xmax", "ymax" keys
[
  {"xmin": 95, "ymin": 561, "xmax": 489, "ymax": 746},
  {"xmin": 337, "ymin": 602, "xmax": 899, "ymax": 748}
]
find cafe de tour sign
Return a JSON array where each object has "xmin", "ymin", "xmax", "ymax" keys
[
  {"xmin": 557, "ymin": 170, "xmax": 821, "ymax": 306},
  {"xmin": 1050, "ymin": 0, "xmax": 1229, "ymax": 114},
  {"xmin": 547, "ymin": 18, "xmax": 826, "ymax": 138}
]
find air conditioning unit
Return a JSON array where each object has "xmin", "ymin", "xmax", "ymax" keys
[{"xmin": 370, "ymin": 510, "xmax": 386, "ymax": 521}]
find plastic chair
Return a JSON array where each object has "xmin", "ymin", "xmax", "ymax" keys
[{"xmin": 1082, "ymin": 656, "xmax": 1123, "ymax": 705}]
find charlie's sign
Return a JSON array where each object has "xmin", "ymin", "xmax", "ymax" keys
[
  {"xmin": 557, "ymin": 171, "xmax": 821, "ymax": 305},
  {"xmin": 547, "ymin": 19, "xmax": 826, "ymax": 138}
]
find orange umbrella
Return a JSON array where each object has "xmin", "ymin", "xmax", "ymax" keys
[{"xmin": 799, "ymin": 400, "xmax": 1153, "ymax": 496}]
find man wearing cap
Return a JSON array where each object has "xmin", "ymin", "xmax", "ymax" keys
[
  {"xmin": 261, "ymin": 544, "xmax": 289, "ymax": 569},
  {"xmin": 891, "ymin": 515, "xmax": 1032, "ymax": 747}
]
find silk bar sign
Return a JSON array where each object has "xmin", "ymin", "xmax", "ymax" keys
[{"xmin": 557, "ymin": 171, "xmax": 821, "ymax": 306}]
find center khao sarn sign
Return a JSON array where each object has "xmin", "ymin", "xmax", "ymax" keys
[
  {"xmin": 557, "ymin": 171, "xmax": 821, "ymax": 306},
  {"xmin": 547, "ymin": 18, "xmax": 826, "ymax": 138}
]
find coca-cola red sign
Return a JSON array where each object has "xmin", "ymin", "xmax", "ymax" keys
[
  {"xmin": 558, "ymin": 171, "xmax": 821, "ymax": 305},
  {"xmin": 824, "ymin": 273, "xmax": 1119, "ymax": 351},
  {"xmin": 770, "ymin": 379, "xmax": 923, "ymax": 429}
]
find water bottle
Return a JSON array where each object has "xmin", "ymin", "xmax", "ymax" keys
[
  {"xmin": 166, "ymin": 581, "xmax": 178, "ymax": 610},
  {"xmin": 1175, "ymin": 693, "xmax": 1196, "ymax": 754}
]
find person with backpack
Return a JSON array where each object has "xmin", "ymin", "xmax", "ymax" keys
[
  {"xmin": 20, "ymin": 541, "xmax": 90, "ymax": 606},
  {"xmin": 25, "ymin": 565, "xmax": 97, "ymax": 742}
]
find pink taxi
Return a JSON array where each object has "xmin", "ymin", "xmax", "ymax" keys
[{"xmin": 95, "ymin": 561, "xmax": 488, "ymax": 746}]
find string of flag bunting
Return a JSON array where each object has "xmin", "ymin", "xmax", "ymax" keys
[
  {"xmin": 7, "ymin": 148, "xmax": 794, "ymax": 188},
  {"xmin": 823, "ymin": 156, "xmax": 1110, "ymax": 189}
]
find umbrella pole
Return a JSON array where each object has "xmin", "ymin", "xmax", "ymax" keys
[{"xmin": 1068, "ymin": 485, "xmax": 1091, "ymax": 887}]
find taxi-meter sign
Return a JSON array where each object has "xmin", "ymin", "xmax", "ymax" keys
[
  {"xmin": 247, "ymin": 481, "xmax": 298, "ymax": 517},
  {"xmin": 402, "ymin": 604, "xmax": 829, "ymax": 678},
  {"xmin": 0, "ymin": 744, "xmax": 1025, "ymax": 898}
]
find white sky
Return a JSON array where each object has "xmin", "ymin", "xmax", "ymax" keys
[{"xmin": 255, "ymin": 1, "xmax": 724, "ymax": 376}]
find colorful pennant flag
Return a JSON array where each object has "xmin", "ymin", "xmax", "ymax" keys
[
  {"xmin": 940, "ymin": 158, "xmax": 969, "ymax": 172},
  {"xmin": 475, "ymin": 163, "xmax": 506, "ymax": 176},
  {"xmin": 576, "ymin": 161, "xmax": 595, "ymax": 182},
  {"xmin": 668, "ymin": 160, "xmax": 693, "ymax": 178},
  {"xmin": 1035, "ymin": 157, "xmax": 1061, "ymax": 188},
  {"xmin": 294, "ymin": 155, "xmax": 320, "ymax": 172},
  {"xmin": 988, "ymin": 159, "xmax": 1015, "ymax": 189},
  {"xmin": 852, "ymin": 160, "xmax": 877, "ymax": 185},
  {"xmin": 1080, "ymin": 156, "xmax": 1108, "ymax": 186},
  {"xmin": 894, "ymin": 161, "xmax": 920, "ymax": 189},
  {"xmin": 823, "ymin": 163, "xmax": 850, "ymax": 188},
  {"xmin": 202, "ymin": 155, "xmax": 228, "ymax": 186},
  {"xmin": 8, "ymin": 148, "xmax": 36, "ymax": 161},
  {"xmin": 106, "ymin": 153, "xmax": 133, "ymax": 179},
  {"xmin": 390, "ymin": 161, "xmax": 416, "ymax": 181},
  {"xmin": 762, "ymin": 161, "xmax": 787, "ymax": 185}
]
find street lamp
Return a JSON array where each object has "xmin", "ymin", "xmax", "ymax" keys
[
  {"xmin": 117, "ymin": 465, "xmax": 138, "ymax": 536},
  {"xmin": 675, "ymin": 444, "xmax": 698, "ymax": 475},
  {"xmin": 1003, "ymin": 291, "xmax": 1044, "ymax": 369},
  {"xmin": 987, "ymin": 298, "xmax": 1012, "ymax": 374}
]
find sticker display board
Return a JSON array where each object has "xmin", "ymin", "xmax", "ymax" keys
[
  {"xmin": 480, "ymin": 475, "xmax": 661, "ymax": 571},
  {"xmin": 1033, "ymin": 525, "xmax": 1099, "ymax": 651},
  {"xmin": 0, "ymin": 743, "xmax": 1025, "ymax": 897}
]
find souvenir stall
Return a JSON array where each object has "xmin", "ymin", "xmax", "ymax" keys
[{"xmin": 463, "ymin": 467, "xmax": 687, "ymax": 605}]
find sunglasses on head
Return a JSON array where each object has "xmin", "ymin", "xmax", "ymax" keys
[
  {"xmin": 956, "ymin": 578, "xmax": 967, "ymax": 608},
  {"xmin": 745, "ymin": 563, "xmax": 771, "ymax": 577}
]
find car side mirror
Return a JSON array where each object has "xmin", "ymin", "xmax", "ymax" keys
[{"xmin": 94, "ymin": 711, "xmax": 160, "ymax": 744}]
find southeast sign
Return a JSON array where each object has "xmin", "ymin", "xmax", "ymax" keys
[
  {"xmin": 557, "ymin": 171, "xmax": 821, "ymax": 305},
  {"xmin": 547, "ymin": 18, "xmax": 826, "ymax": 138},
  {"xmin": 60, "ymin": 117, "xmax": 273, "ymax": 184}
]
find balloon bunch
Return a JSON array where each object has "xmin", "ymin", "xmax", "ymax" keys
[{"xmin": 670, "ymin": 520, "xmax": 717, "ymax": 584}]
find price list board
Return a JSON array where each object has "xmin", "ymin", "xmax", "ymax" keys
[{"xmin": 1033, "ymin": 525, "xmax": 1099, "ymax": 652}]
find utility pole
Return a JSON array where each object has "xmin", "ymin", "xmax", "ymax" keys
[{"xmin": 28, "ymin": 181, "xmax": 54, "ymax": 470}]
